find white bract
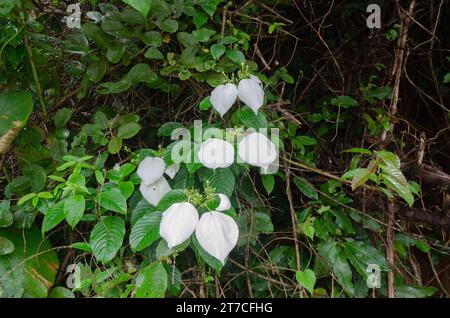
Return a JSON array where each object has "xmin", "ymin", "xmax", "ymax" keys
[
  {"xmin": 164, "ymin": 163, "xmax": 180, "ymax": 179},
  {"xmin": 137, "ymin": 156, "xmax": 166, "ymax": 186},
  {"xmin": 160, "ymin": 202, "xmax": 199, "ymax": 249},
  {"xmin": 210, "ymin": 83, "xmax": 238, "ymax": 118},
  {"xmin": 237, "ymin": 75, "xmax": 264, "ymax": 114},
  {"xmin": 198, "ymin": 138, "xmax": 235, "ymax": 169},
  {"xmin": 238, "ymin": 132, "xmax": 277, "ymax": 169},
  {"xmin": 195, "ymin": 211, "xmax": 239, "ymax": 265},
  {"xmin": 139, "ymin": 176, "xmax": 171, "ymax": 206},
  {"xmin": 216, "ymin": 193, "xmax": 231, "ymax": 211}
]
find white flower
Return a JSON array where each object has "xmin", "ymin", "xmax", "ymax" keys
[
  {"xmin": 198, "ymin": 138, "xmax": 235, "ymax": 169},
  {"xmin": 216, "ymin": 193, "xmax": 231, "ymax": 211},
  {"xmin": 113, "ymin": 163, "xmax": 121, "ymax": 171},
  {"xmin": 210, "ymin": 83, "xmax": 238, "ymax": 117},
  {"xmin": 160, "ymin": 202, "xmax": 199, "ymax": 249},
  {"xmin": 238, "ymin": 132, "xmax": 277, "ymax": 169},
  {"xmin": 238, "ymin": 75, "xmax": 264, "ymax": 114},
  {"xmin": 139, "ymin": 176, "xmax": 171, "ymax": 206},
  {"xmin": 164, "ymin": 163, "xmax": 180, "ymax": 179},
  {"xmin": 137, "ymin": 157, "xmax": 166, "ymax": 186},
  {"xmin": 195, "ymin": 211, "xmax": 239, "ymax": 265}
]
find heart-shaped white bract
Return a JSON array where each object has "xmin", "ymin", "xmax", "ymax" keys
[
  {"xmin": 216, "ymin": 193, "xmax": 231, "ymax": 211},
  {"xmin": 237, "ymin": 75, "xmax": 264, "ymax": 114},
  {"xmin": 238, "ymin": 132, "xmax": 277, "ymax": 169},
  {"xmin": 210, "ymin": 83, "xmax": 238, "ymax": 117},
  {"xmin": 139, "ymin": 176, "xmax": 171, "ymax": 206},
  {"xmin": 160, "ymin": 202, "xmax": 199, "ymax": 249},
  {"xmin": 164, "ymin": 163, "xmax": 180, "ymax": 179},
  {"xmin": 198, "ymin": 138, "xmax": 235, "ymax": 169},
  {"xmin": 195, "ymin": 211, "xmax": 239, "ymax": 265},
  {"xmin": 137, "ymin": 156, "xmax": 166, "ymax": 186}
]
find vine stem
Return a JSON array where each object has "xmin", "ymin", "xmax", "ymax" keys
[
  {"xmin": 23, "ymin": 34, "xmax": 47, "ymax": 119},
  {"xmin": 284, "ymin": 164, "xmax": 301, "ymax": 273}
]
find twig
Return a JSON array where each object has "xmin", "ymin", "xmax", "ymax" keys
[
  {"xmin": 285, "ymin": 164, "xmax": 301, "ymax": 272},
  {"xmin": 253, "ymin": 43, "xmax": 271, "ymax": 70},
  {"xmin": 387, "ymin": 200, "xmax": 396, "ymax": 298}
]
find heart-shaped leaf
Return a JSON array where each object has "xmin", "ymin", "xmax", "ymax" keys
[{"xmin": 296, "ymin": 269, "xmax": 316, "ymax": 295}]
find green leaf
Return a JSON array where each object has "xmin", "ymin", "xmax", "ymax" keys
[
  {"xmin": 64, "ymin": 194, "xmax": 86, "ymax": 228},
  {"xmin": 193, "ymin": 12, "xmax": 209, "ymax": 28},
  {"xmin": 376, "ymin": 150, "xmax": 401, "ymax": 169},
  {"xmin": 99, "ymin": 188, "xmax": 127, "ymax": 215},
  {"xmin": 193, "ymin": 28, "xmax": 215, "ymax": 42},
  {"xmin": 219, "ymin": 36, "xmax": 238, "ymax": 45},
  {"xmin": 199, "ymin": 96, "xmax": 212, "ymax": 110},
  {"xmin": 82, "ymin": 23, "xmax": 112, "ymax": 51},
  {"xmin": 343, "ymin": 148, "xmax": 372, "ymax": 155},
  {"xmin": 90, "ymin": 216, "xmax": 125, "ymax": 264},
  {"xmin": 108, "ymin": 137, "xmax": 122, "ymax": 154},
  {"xmin": 225, "ymin": 49, "xmax": 246, "ymax": 64},
  {"xmin": 118, "ymin": 181, "xmax": 134, "ymax": 199},
  {"xmin": 296, "ymin": 269, "xmax": 316, "ymax": 294},
  {"xmin": 23, "ymin": 164, "xmax": 47, "ymax": 192},
  {"xmin": 236, "ymin": 106, "xmax": 268, "ymax": 129},
  {"xmin": 144, "ymin": 47, "xmax": 164, "ymax": 60},
  {"xmin": 200, "ymin": 167, "xmax": 235, "ymax": 197},
  {"xmin": 159, "ymin": 19, "xmax": 178, "ymax": 33},
  {"xmin": 157, "ymin": 122, "xmax": 184, "ymax": 137},
  {"xmin": 42, "ymin": 201, "xmax": 67, "ymax": 234},
  {"xmin": 261, "ymin": 174, "xmax": 275, "ymax": 195},
  {"xmin": 141, "ymin": 31, "xmax": 162, "ymax": 47},
  {"xmin": 318, "ymin": 240, "xmax": 354, "ymax": 295},
  {"xmin": 126, "ymin": 63, "xmax": 157, "ymax": 83},
  {"xmin": 254, "ymin": 212, "xmax": 274, "ymax": 233},
  {"xmin": 156, "ymin": 190, "xmax": 188, "ymax": 211},
  {"xmin": 18, "ymin": 192, "xmax": 36, "ymax": 206},
  {"xmin": 99, "ymin": 79, "xmax": 132, "ymax": 94},
  {"xmin": 199, "ymin": 0, "xmax": 219, "ymax": 17},
  {"xmin": 210, "ymin": 44, "xmax": 225, "ymax": 60},
  {"xmin": 0, "ymin": 236, "xmax": 15, "ymax": 255},
  {"xmin": 129, "ymin": 212, "xmax": 162, "ymax": 252},
  {"xmin": 177, "ymin": 32, "xmax": 198, "ymax": 47},
  {"xmin": 381, "ymin": 164, "xmax": 414, "ymax": 206},
  {"xmin": 53, "ymin": 108, "xmax": 72, "ymax": 127},
  {"xmin": 341, "ymin": 239, "xmax": 388, "ymax": 278},
  {"xmin": 0, "ymin": 226, "xmax": 59, "ymax": 297},
  {"xmin": 49, "ymin": 286, "xmax": 75, "ymax": 298},
  {"xmin": 0, "ymin": 91, "xmax": 34, "ymax": 154},
  {"xmin": 395, "ymin": 285, "xmax": 437, "ymax": 298},
  {"xmin": 134, "ymin": 262, "xmax": 167, "ymax": 298},
  {"xmin": 351, "ymin": 168, "xmax": 371, "ymax": 190},
  {"xmin": 87, "ymin": 58, "xmax": 108, "ymax": 83},
  {"xmin": 70, "ymin": 242, "xmax": 92, "ymax": 252},
  {"xmin": 117, "ymin": 123, "xmax": 141, "ymax": 139},
  {"xmin": 106, "ymin": 44, "xmax": 125, "ymax": 64},
  {"xmin": 121, "ymin": 0, "xmax": 151, "ymax": 18},
  {"xmin": 444, "ymin": 73, "xmax": 450, "ymax": 84},
  {"xmin": 293, "ymin": 176, "xmax": 318, "ymax": 200},
  {"xmin": 156, "ymin": 238, "xmax": 190, "ymax": 258},
  {"xmin": 331, "ymin": 96, "xmax": 358, "ymax": 108},
  {"xmin": 0, "ymin": 201, "xmax": 13, "ymax": 228}
]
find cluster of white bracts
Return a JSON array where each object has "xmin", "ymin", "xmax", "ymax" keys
[
  {"xmin": 197, "ymin": 133, "xmax": 277, "ymax": 170},
  {"xmin": 210, "ymin": 75, "xmax": 264, "ymax": 117},
  {"xmin": 137, "ymin": 157, "xmax": 180, "ymax": 206},
  {"xmin": 159, "ymin": 195, "xmax": 239, "ymax": 264}
]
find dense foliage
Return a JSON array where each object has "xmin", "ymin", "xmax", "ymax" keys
[{"xmin": 0, "ymin": 0, "xmax": 449, "ymax": 298}]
